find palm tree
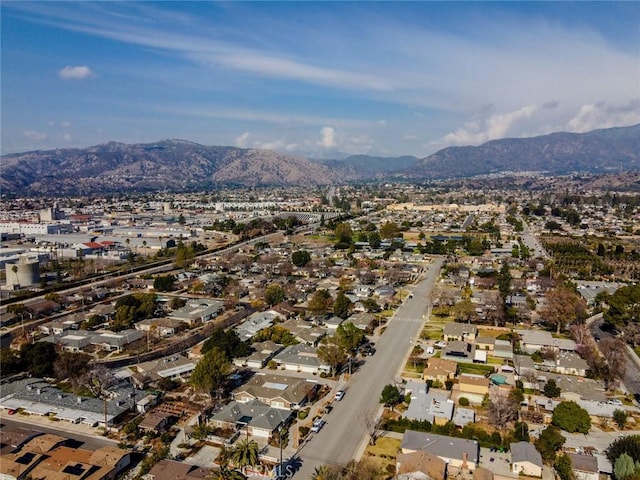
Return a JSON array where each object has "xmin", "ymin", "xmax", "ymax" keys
[
  {"xmin": 11, "ymin": 264, "xmax": 19, "ymax": 288},
  {"xmin": 310, "ymin": 465, "xmax": 330, "ymax": 480},
  {"xmin": 230, "ymin": 438, "xmax": 260, "ymax": 468},
  {"xmin": 208, "ymin": 466, "xmax": 247, "ymax": 480}
]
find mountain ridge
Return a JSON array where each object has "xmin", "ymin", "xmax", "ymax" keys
[{"xmin": 2, "ymin": 124, "xmax": 639, "ymax": 196}]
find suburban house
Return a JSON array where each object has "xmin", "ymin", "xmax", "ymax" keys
[
  {"xmin": 567, "ymin": 453, "xmax": 599, "ymax": 480},
  {"xmin": 516, "ymin": 329, "xmax": 576, "ymax": 354},
  {"xmin": 232, "ymin": 374, "xmax": 317, "ymax": 410},
  {"xmin": 324, "ymin": 316, "xmax": 345, "ymax": 330},
  {"xmin": 443, "ymin": 323, "xmax": 478, "ymax": 342},
  {"xmin": 131, "ymin": 354, "xmax": 197, "ymax": 388},
  {"xmin": 511, "ymin": 441, "xmax": 543, "ymax": 477},
  {"xmin": 0, "ymin": 434, "xmax": 131, "ymax": 480},
  {"xmin": 455, "ymin": 374, "xmax": 490, "ymax": 404},
  {"xmin": 234, "ymin": 310, "xmax": 280, "ymax": 340},
  {"xmin": 396, "ymin": 450, "xmax": 447, "ymax": 480},
  {"xmin": 145, "ymin": 459, "xmax": 211, "ymax": 480},
  {"xmin": 234, "ymin": 340, "xmax": 283, "ymax": 369},
  {"xmin": 423, "ymin": 357, "xmax": 457, "ymax": 384},
  {"xmin": 138, "ymin": 412, "xmax": 172, "ymax": 435},
  {"xmin": 134, "ymin": 318, "xmax": 186, "ymax": 337},
  {"xmin": 404, "ymin": 382, "xmax": 454, "ymax": 425},
  {"xmin": 168, "ymin": 299, "xmax": 224, "ymax": 326},
  {"xmin": 401, "ymin": 430, "xmax": 480, "ymax": 471},
  {"xmin": 444, "ymin": 340, "xmax": 471, "ymax": 358},
  {"xmin": 210, "ymin": 399, "xmax": 291, "ymax": 439},
  {"xmin": 279, "ymin": 318, "xmax": 327, "ymax": 346},
  {"xmin": 475, "ymin": 336, "xmax": 495, "ymax": 351},
  {"xmin": 453, "ymin": 407, "xmax": 476, "ymax": 427},
  {"xmin": 273, "ymin": 343, "xmax": 330, "ymax": 374},
  {"xmin": 555, "ymin": 352, "xmax": 589, "ymax": 376}
]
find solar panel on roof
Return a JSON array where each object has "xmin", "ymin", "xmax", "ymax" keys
[
  {"xmin": 62, "ymin": 463, "xmax": 86, "ymax": 476},
  {"xmin": 16, "ymin": 452, "xmax": 36, "ymax": 465}
]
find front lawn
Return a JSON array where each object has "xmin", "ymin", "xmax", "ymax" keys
[
  {"xmin": 457, "ymin": 362, "xmax": 495, "ymax": 376},
  {"xmin": 363, "ymin": 436, "xmax": 401, "ymax": 479}
]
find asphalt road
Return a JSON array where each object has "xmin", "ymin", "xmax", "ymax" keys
[
  {"xmin": 590, "ymin": 317, "xmax": 640, "ymax": 400},
  {"xmin": 291, "ymin": 258, "xmax": 443, "ymax": 479},
  {"xmin": 0, "ymin": 415, "xmax": 118, "ymax": 451},
  {"xmin": 519, "ymin": 215, "xmax": 549, "ymax": 260}
]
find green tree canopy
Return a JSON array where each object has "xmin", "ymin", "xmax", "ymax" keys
[
  {"xmin": 543, "ymin": 379, "xmax": 561, "ymax": 398},
  {"xmin": 153, "ymin": 275, "xmax": 176, "ymax": 292},
  {"xmin": 316, "ymin": 336, "xmax": 347, "ymax": 376},
  {"xmin": 534, "ymin": 425, "xmax": 566, "ymax": 463},
  {"xmin": 202, "ymin": 327, "xmax": 251, "ymax": 359},
  {"xmin": 614, "ymin": 453, "xmax": 637, "ymax": 480},
  {"xmin": 333, "ymin": 292, "xmax": 353, "ymax": 319},
  {"xmin": 291, "ymin": 250, "xmax": 312, "ymax": 267},
  {"xmin": 264, "ymin": 283, "xmax": 285, "ymax": 306},
  {"xmin": 190, "ymin": 347, "xmax": 231, "ymax": 394},
  {"xmin": 336, "ymin": 322, "xmax": 365, "ymax": 352},
  {"xmin": 552, "ymin": 401, "xmax": 591, "ymax": 433},
  {"xmin": 554, "ymin": 454, "xmax": 575, "ymax": 480},
  {"xmin": 334, "ymin": 223, "xmax": 353, "ymax": 244},
  {"xmin": 308, "ymin": 289, "xmax": 332, "ymax": 316},
  {"xmin": 606, "ymin": 434, "xmax": 640, "ymax": 464},
  {"xmin": 380, "ymin": 384, "xmax": 402, "ymax": 409},
  {"xmin": 21, "ymin": 342, "xmax": 58, "ymax": 377}
]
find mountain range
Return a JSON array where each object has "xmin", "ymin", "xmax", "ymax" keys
[{"xmin": 1, "ymin": 124, "xmax": 638, "ymax": 196}]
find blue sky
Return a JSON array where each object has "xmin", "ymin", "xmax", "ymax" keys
[{"xmin": 2, "ymin": 1, "xmax": 639, "ymax": 158}]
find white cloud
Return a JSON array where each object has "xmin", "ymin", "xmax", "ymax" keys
[
  {"xmin": 23, "ymin": 130, "xmax": 47, "ymax": 141},
  {"xmin": 567, "ymin": 100, "xmax": 640, "ymax": 133},
  {"xmin": 235, "ymin": 131, "xmax": 250, "ymax": 148},
  {"xmin": 63, "ymin": 133, "xmax": 72, "ymax": 142},
  {"xmin": 441, "ymin": 105, "xmax": 538, "ymax": 146},
  {"xmin": 59, "ymin": 65, "xmax": 95, "ymax": 80},
  {"xmin": 256, "ymin": 139, "xmax": 299, "ymax": 152},
  {"xmin": 60, "ymin": 121, "xmax": 72, "ymax": 128},
  {"xmin": 318, "ymin": 126, "xmax": 336, "ymax": 148}
]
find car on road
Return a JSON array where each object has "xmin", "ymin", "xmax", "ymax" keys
[
  {"xmin": 335, "ymin": 390, "xmax": 345, "ymax": 401},
  {"xmin": 608, "ymin": 399, "xmax": 623, "ymax": 406},
  {"xmin": 311, "ymin": 418, "xmax": 325, "ymax": 433},
  {"xmin": 367, "ymin": 347, "xmax": 376, "ymax": 356}
]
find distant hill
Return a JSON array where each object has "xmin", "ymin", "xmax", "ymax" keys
[
  {"xmin": 314, "ymin": 154, "xmax": 420, "ymax": 180},
  {"xmin": 0, "ymin": 140, "xmax": 338, "ymax": 195},
  {"xmin": 2, "ymin": 125, "xmax": 638, "ymax": 196},
  {"xmin": 407, "ymin": 124, "xmax": 640, "ymax": 179}
]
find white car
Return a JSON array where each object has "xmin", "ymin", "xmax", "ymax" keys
[
  {"xmin": 434, "ymin": 340, "xmax": 447, "ymax": 349},
  {"xmin": 311, "ymin": 418, "xmax": 325, "ymax": 433},
  {"xmin": 334, "ymin": 390, "xmax": 345, "ymax": 401}
]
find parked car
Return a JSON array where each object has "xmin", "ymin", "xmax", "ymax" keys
[
  {"xmin": 434, "ymin": 341, "xmax": 447, "ymax": 348},
  {"xmin": 335, "ymin": 390, "xmax": 345, "ymax": 401},
  {"xmin": 311, "ymin": 418, "xmax": 325, "ymax": 433}
]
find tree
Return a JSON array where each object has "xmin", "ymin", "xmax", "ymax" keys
[
  {"xmin": 535, "ymin": 425, "xmax": 566, "ymax": 463},
  {"xmin": 153, "ymin": 275, "xmax": 176, "ymax": 291},
  {"xmin": 82, "ymin": 365, "xmax": 118, "ymax": 428},
  {"xmin": 230, "ymin": 438, "xmax": 259, "ymax": 468},
  {"xmin": 554, "ymin": 454, "xmax": 575, "ymax": 480},
  {"xmin": 53, "ymin": 352, "xmax": 92, "ymax": 383},
  {"xmin": 543, "ymin": 379, "xmax": 561, "ymax": 398},
  {"xmin": 614, "ymin": 453, "xmax": 637, "ymax": 480},
  {"xmin": 333, "ymin": 292, "xmax": 353, "ymax": 319},
  {"xmin": 539, "ymin": 286, "xmax": 587, "ymax": 334},
  {"xmin": 336, "ymin": 322, "xmax": 365, "ymax": 352},
  {"xmin": 308, "ymin": 289, "xmax": 332, "ymax": 316},
  {"xmin": 600, "ymin": 337, "xmax": 628, "ymax": 391},
  {"xmin": 552, "ymin": 401, "xmax": 591, "ymax": 433},
  {"xmin": 514, "ymin": 421, "xmax": 530, "ymax": 442},
  {"xmin": 291, "ymin": 250, "xmax": 311, "ymax": 267},
  {"xmin": 487, "ymin": 391, "xmax": 518, "ymax": 430},
  {"xmin": 380, "ymin": 384, "xmax": 402, "ymax": 410},
  {"xmin": 21, "ymin": 342, "xmax": 58, "ymax": 377},
  {"xmin": 190, "ymin": 347, "xmax": 231, "ymax": 395},
  {"xmin": 368, "ymin": 231, "xmax": 381, "ymax": 249},
  {"xmin": 607, "ymin": 435, "xmax": 640, "ymax": 465},
  {"xmin": 202, "ymin": 328, "xmax": 251, "ymax": 359},
  {"xmin": 264, "ymin": 283, "xmax": 285, "ymax": 306},
  {"xmin": 614, "ymin": 409, "xmax": 629, "ymax": 429},
  {"xmin": 1, "ymin": 348, "xmax": 23, "ymax": 375},
  {"xmin": 334, "ymin": 223, "xmax": 353, "ymax": 244},
  {"xmin": 380, "ymin": 222, "xmax": 399, "ymax": 240},
  {"xmin": 316, "ymin": 336, "xmax": 347, "ymax": 376},
  {"xmin": 169, "ymin": 297, "xmax": 187, "ymax": 310}
]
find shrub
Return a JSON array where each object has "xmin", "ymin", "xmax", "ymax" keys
[{"xmin": 459, "ymin": 397, "xmax": 470, "ymax": 406}]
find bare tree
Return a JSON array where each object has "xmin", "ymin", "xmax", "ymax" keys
[
  {"xmin": 539, "ymin": 286, "xmax": 587, "ymax": 334},
  {"xmin": 569, "ymin": 323, "xmax": 591, "ymax": 345},
  {"xmin": 82, "ymin": 365, "xmax": 118, "ymax": 430},
  {"xmin": 487, "ymin": 390, "xmax": 518, "ymax": 430},
  {"xmin": 361, "ymin": 410, "xmax": 384, "ymax": 446},
  {"xmin": 599, "ymin": 337, "xmax": 628, "ymax": 391}
]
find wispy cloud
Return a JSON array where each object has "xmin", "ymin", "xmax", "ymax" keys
[
  {"xmin": 235, "ymin": 131, "xmax": 250, "ymax": 148},
  {"xmin": 568, "ymin": 100, "xmax": 640, "ymax": 133},
  {"xmin": 318, "ymin": 127, "xmax": 336, "ymax": 148},
  {"xmin": 59, "ymin": 65, "xmax": 95, "ymax": 80},
  {"xmin": 23, "ymin": 130, "xmax": 47, "ymax": 141}
]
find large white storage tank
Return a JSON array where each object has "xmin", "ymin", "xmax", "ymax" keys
[{"xmin": 5, "ymin": 256, "xmax": 40, "ymax": 288}]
